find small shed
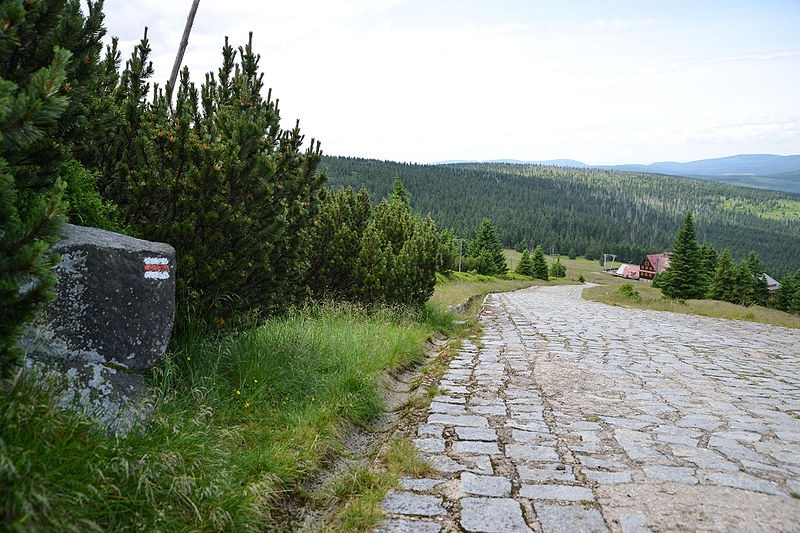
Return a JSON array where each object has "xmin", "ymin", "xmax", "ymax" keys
[{"xmin": 614, "ymin": 264, "xmax": 640, "ymax": 279}]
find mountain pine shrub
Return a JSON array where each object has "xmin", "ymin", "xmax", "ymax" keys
[
  {"xmin": 91, "ymin": 33, "xmax": 326, "ymax": 327},
  {"xmin": 0, "ymin": 0, "xmax": 106, "ymax": 376}
]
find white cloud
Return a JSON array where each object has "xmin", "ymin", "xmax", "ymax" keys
[
  {"xmin": 644, "ymin": 49, "xmax": 800, "ymax": 73},
  {"xmin": 583, "ymin": 18, "xmax": 656, "ymax": 31}
]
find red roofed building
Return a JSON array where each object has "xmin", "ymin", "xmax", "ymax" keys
[
  {"xmin": 639, "ymin": 253, "xmax": 670, "ymax": 280},
  {"xmin": 614, "ymin": 264, "xmax": 640, "ymax": 279}
]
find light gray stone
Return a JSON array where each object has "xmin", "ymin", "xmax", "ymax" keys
[
  {"xmin": 533, "ymin": 503, "xmax": 608, "ymax": 533},
  {"xmin": 373, "ymin": 518, "xmax": 442, "ymax": 533},
  {"xmin": 453, "ymin": 440, "xmax": 501, "ymax": 455},
  {"xmin": 506, "ymin": 444, "xmax": 559, "ymax": 462},
  {"xmin": 399, "ymin": 478, "xmax": 446, "ymax": 491},
  {"xmin": 380, "ymin": 490, "xmax": 446, "ymax": 516},
  {"xmin": 455, "ymin": 427, "xmax": 498, "ymax": 441},
  {"xmin": 517, "ymin": 465, "xmax": 576, "ymax": 482},
  {"xmin": 418, "ymin": 424, "xmax": 444, "ymax": 437},
  {"xmin": 461, "ymin": 472, "xmax": 511, "ymax": 497},
  {"xmin": 577, "ymin": 456, "xmax": 628, "ymax": 470},
  {"xmin": 642, "ymin": 465, "xmax": 697, "ymax": 485},
  {"xmin": 584, "ymin": 470, "xmax": 632, "ymax": 484},
  {"xmin": 620, "ymin": 513, "xmax": 652, "ymax": 533},
  {"xmin": 427, "ymin": 414, "xmax": 489, "ymax": 428},
  {"xmin": 520, "ymin": 484, "xmax": 594, "ymax": 501},
  {"xmin": 701, "ymin": 472, "xmax": 786, "ymax": 496},
  {"xmin": 413, "ymin": 438, "xmax": 446, "ymax": 453},
  {"xmin": 460, "ymin": 497, "xmax": 532, "ymax": 533}
]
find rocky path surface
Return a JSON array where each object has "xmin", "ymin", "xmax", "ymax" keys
[{"xmin": 375, "ymin": 285, "xmax": 800, "ymax": 532}]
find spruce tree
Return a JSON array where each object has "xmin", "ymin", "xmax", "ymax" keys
[
  {"xmin": 0, "ymin": 1, "xmax": 104, "ymax": 376},
  {"xmin": 698, "ymin": 242, "xmax": 718, "ymax": 297},
  {"xmin": 708, "ymin": 248, "xmax": 736, "ymax": 302},
  {"xmin": 469, "ymin": 218, "xmax": 506, "ymax": 275},
  {"xmin": 515, "ymin": 249, "xmax": 533, "ymax": 276},
  {"xmin": 746, "ymin": 251, "xmax": 770, "ymax": 306},
  {"xmin": 549, "ymin": 258, "xmax": 566, "ymax": 278},
  {"xmin": 774, "ymin": 270, "xmax": 799, "ymax": 314},
  {"xmin": 530, "ymin": 244, "xmax": 549, "ymax": 280},
  {"xmin": 662, "ymin": 212, "xmax": 703, "ymax": 300}
]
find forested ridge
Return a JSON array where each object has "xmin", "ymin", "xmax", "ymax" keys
[{"xmin": 322, "ymin": 156, "xmax": 800, "ymax": 277}]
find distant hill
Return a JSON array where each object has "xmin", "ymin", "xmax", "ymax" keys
[
  {"xmin": 323, "ymin": 156, "xmax": 800, "ymax": 278},
  {"xmin": 434, "ymin": 154, "xmax": 800, "ymax": 194}
]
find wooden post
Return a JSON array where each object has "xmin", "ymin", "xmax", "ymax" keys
[{"xmin": 168, "ymin": 0, "xmax": 200, "ymax": 92}]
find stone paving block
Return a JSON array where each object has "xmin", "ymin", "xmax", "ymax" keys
[
  {"xmin": 428, "ymin": 414, "xmax": 489, "ymax": 428},
  {"xmin": 399, "ymin": 478, "xmax": 446, "ymax": 491},
  {"xmin": 373, "ymin": 518, "xmax": 442, "ymax": 533},
  {"xmin": 413, "ymin": 438, "xmax": 446, "ymax": 453},
  {"xmin": 506, "ymin": 444, "xmax": 560, "ymax": 462},
  {"xmin": 418, "ymin": 424, "xmax": 444, "ymax": 437},
  {"xmin": 533, "ymin": 503, "xmax": 608, "ymax": 532},
  {"xmin": 577, "ymin": 456, "xmax": 628, "ymax": 470},
  {"xmin": 380, "ymin": 490, "xmax": 446, "ymax": 516},
  {"xmin": 584, "ymin": 470, "xmax": 632, "ymax": 484},
  {"xmin": 429, "ymin": 402, "xmax": 468, "ymax": 415},
  {"xmin": 470, "ymin": 405, "xmax": 507, "ymax": 415},
  {"xmin": 455, "ymin": 427, "xmax": 498, "ymax": 441},
  {"xmin": 518, "ymin": 465, "xmax": 576, "ymax": 482},
  {"xmin": 676, "ymin": 414, "xmax": 722, "ymax": 431},
  {"xmin": 642, "ymin": 465, "xmax": 698, "ymax": 485},
  {"xmin": 461, "ymin": 472, "xmax": 512, "ymax": 497},
  {"xmin": 520, "ymin": 484, "xmax": 594, "ymax": 501},
  {"xmin": 701, "ymin": 472, "xmax": 786, "ymax": 496},
  {"xmin": 453, "ymin": 440, "xmax": 501, "ymax": 455},
  {"xmin": 620, "ymin": 513, "xmax": 652, "ymax": 533},
  {"xmin": 432, "ymin": 395, "xmax": 466, "ymax": 404},
  {"xmin": 460, "ymin": 497, "xmax": 532, "ymax": 533}
]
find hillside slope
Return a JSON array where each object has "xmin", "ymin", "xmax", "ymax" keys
[{"xmin": 322, "ymin": 156, "xmax": 800, "ymax": 277}]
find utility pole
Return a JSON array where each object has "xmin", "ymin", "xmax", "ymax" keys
[
  {"xmin": 168, "ymin": 0, "xmax": 201, "ymax": 92},
  {"xmin": 455, "ymin": 239, "xmax": 464, "ymax": 272}
]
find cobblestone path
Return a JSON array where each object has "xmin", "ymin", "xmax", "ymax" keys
[{"xmin": 376, "ymin": 285, "xmax": 800, "ymax": 532}]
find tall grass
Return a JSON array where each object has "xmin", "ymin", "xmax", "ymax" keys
[{"xmin": 0, "ymin": 301, "xmax": 431, "ymax": 531}]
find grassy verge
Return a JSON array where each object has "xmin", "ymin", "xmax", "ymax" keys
[
  {"xmin": 584, "ymin": 279, "xmax": 800, "ymax": 329},
  {"xmin": 430, "ymin": 271, "xmax": 537, "ymax": 312},
  {"xmin": 0, "ymin": 301, "xmax": 444, "ymax": 531}
]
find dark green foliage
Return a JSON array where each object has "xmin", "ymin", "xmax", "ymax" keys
[
  {"xmin": 618, "ymin": 284, "xmax": 641, "ymax": 302},
  {"xmin": 698, "ymin": 242, "xmax": 718, "ymax": 296},
  {"xmin": 530, "ymin": 244, "xmax": 549, "ymax": 280},
  {"xmin": 0, "ymin": 1, "xmax": 95, "ymax": 376},
  {"xmin": 468, "ymin": 218, "xmax": 506, "ymax": 275},
  {"xmin": 355, "ymin": 194, "xmax": 441, "ymax": 308},
  {"xmin": 61, "ymin": 159, "xmax": 120, "ymax": 231},
  {"xmin": 774, "ymin": 270, "xmax": 800, "ymax": 314},
  {"xmin": 578, "ymin": 274, "xmax": 585, "ymax": 283},
  {"xmin": 549, "ymin": 258, "xmax": 566, "ymax": 278},
  {"xmin": 662, "ymin": 212, "xmax": 703, "ymax": 300},
  {"xmin": 307, "ymin": 182, "xmax": 440, "ymax": 308},
  {"xmin": 322, "ymin": 157, "xmax": 800, "ymax": 278},
  {"xmin": 91, "ymin": 34, "xmax": 325, "ymax": 327},
  {"xmin": 746, "ymin": 251, "xmax": 770, "ymax": 306},
  {"xmin": 515, "ymin": 249, "xmax": 533, "ymax": 276},
  {"xmin": 307, "ymin": 186, "xmax": 371, "ymax": 299},
  {"xmin": 733, "ymin": 260, "xmax": 756, "ymax": 306},
  {"xmin": 708, "ymin": 248, "xmax": 736, "ymax": 302}
]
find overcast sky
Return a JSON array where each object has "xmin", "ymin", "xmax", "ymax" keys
[{"xmin": 100, "ymin": 0, "xmax": 800, "ymax": 165}]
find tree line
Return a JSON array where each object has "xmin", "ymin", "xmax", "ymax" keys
[
  {"xmin": 659, "ymin": 212, "xmax": 800, "ymax": 313},
  {"xmin": 321, "ymin": 157, "xmax": 800, "ymax": 278}
]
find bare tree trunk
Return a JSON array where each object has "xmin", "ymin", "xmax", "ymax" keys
[{"xmin": 168, "ymin": 0, "xmax": 200, "ymax": 92}]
